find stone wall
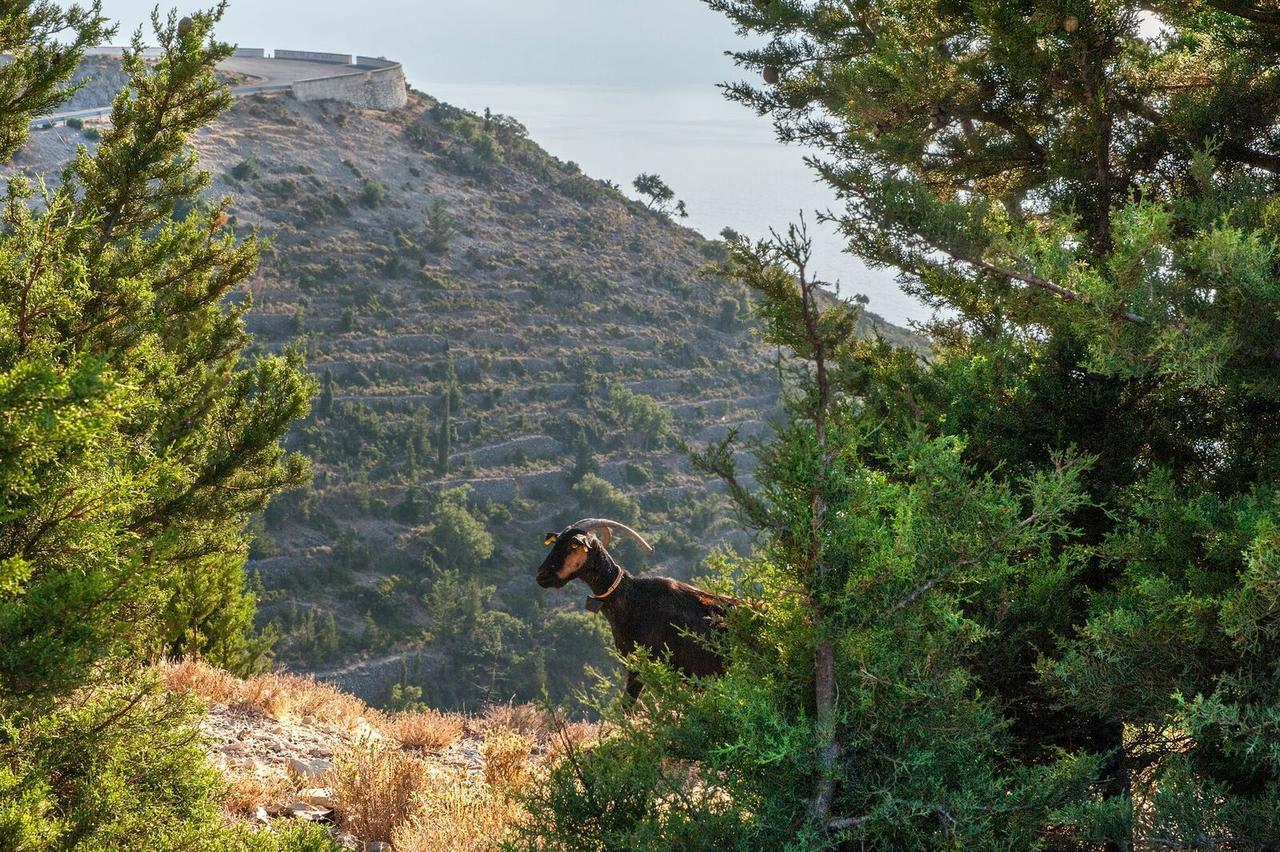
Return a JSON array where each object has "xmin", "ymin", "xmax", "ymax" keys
[
  {"xmin": 274, "ymin": 49, "xmax": 353, "ymax": 65},
  {"xmin": 291, "ymin": 63, "xmax": 407, "ymax": 111},
  {"xmin": 232, "ymin": 47, "xmax": 265, "ymax": 58}
]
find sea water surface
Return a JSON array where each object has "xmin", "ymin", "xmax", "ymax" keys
[{"xmin": 425, "ymin": 81, "xmax": 926, "ymax": 328}]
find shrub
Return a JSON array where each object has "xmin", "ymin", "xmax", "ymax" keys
[
  {"xmin": 482, "ymin": 732, "xmax": 534, "ymax": 789},
  {"xmin": 391, "ymin": 773, "xmax": 524, "ymax": 851},
  {"xmin": 572, "ymin": 474, "xmax": 641, "ymax": 527},
  {"xmin": 381, "ymin": 708, "xmax": 464, "ymax": 750},
  {"xmin": 230, "ymin": 157, "xmax": 258, "ymax": 180},
  {"xmin": 360, "ymin": 178, "xmax": 386, "ymax": 207},
  {"xmin": 329, "ymin": 740, "xmax": 428, "ymax": 843},
  {"xmin": 425, "ymin": 490, "xmax": 494, "ymax": 575}
]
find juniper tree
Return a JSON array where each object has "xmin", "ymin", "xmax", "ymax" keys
[
  {"xmin": 525, "ymin": 1, "xmax": 1280, "ymax": 847},
  {"xmin": 711, "ymin": 0, "xmax": 1279, "ymax": 845},
  {"xmin": 0, "ymin": 5, "xmax": 318, "ymax": 846}
]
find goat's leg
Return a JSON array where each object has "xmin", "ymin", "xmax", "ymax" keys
[{"xmin": 624, "ymin": 670, "xmax": 643, "ymax": 703}]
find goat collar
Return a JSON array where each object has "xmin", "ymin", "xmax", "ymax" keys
[{"xmin": 590, "ymin": 568, "xmax": 623, "ymax": 602}]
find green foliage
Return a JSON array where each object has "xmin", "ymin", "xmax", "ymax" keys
[
  {"xmin": 572, "ymin": 474, "xmax": 640, "ymax": 528},
  {"xmin": 567, "ymin": 425, "xmax": 598, "ymax": 484},
  {"xmin": 632, "ymin": 172, "xmax": 687, "ymax": 219},
  {"xmin": 522, "ymin": 1, "xmax": 1280, "ymax": 847},
  {"xmin": 0, "ymin": 678, "xmax": 337, "ymax": 851},
  {"xmin": 230, "ymin": 156, "xmax": 258, "ymax": 180},
  {"xmin": 360, "ymin": 177, "xmax": 386, "ymax": 208},
  {"xmin": 317, "ymin": 366, "xmax": 335, "ymax": 418},
  {"xmin": 423, "ymin": 487, "xmax": 494, "ymax": 576},
  {"xmin": 590, "ymin": 384, "xmax": 672, "ymax": 451},
  {"xmin": 420, "ymin": 569, "xmax": 610, "ymax": 710},
  {"xmin": 425, "ymin": 197, "xmax": 453, "ymax": 254},
  {"xmin": 0, "ymin": 7, "xmax": 314, "ymax": 845},
  {"xmin": 437, "ymin": 384, "xmax": 453, "ymax": 475}
]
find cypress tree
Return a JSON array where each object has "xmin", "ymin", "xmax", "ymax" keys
[
  {"xmin": 437, "ymin": 389, "xmax": 452, "ymax": 476},
  {"xmin": 317, "ymin": 366, "xmax": 335, "ymax": 418},
  {"xmin": 568, "ymin": 425, "xmax": 598, "ymax": 484}
]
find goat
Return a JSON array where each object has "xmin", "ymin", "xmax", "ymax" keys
[{"xmin": 535, "ymin": 517, "xmax": 732, "ymax": 700}]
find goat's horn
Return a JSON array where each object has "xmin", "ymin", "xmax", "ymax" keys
[{"xmin": 569, "ymin": 518, "xmax": 655, "ymax": 553}]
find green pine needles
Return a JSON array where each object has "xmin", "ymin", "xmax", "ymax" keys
[
  {"xmin": 0, "ymin": 5, "xmax": 324, "ymax": 848},
  {"xmin": 519, "ymin": 2, "xmax": 1280, "ymax": 849}
]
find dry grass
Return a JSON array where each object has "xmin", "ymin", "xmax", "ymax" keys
[
  {"xmin": 479, "ymin": 702, "xmax": 552, "ymax": 738},
  {"xmin": 162, "ymin": 658, "xmax": 241, "ymax": 704},
  {"xmin": 377, "ymin": 708, "xmax": 465, "ymax": 750},
  {"xmin": 482, "ymin": 731, "xmax": 535, "ymax": 789},
  {"xmin": 543, "ymin": 720, "xmax": 601, "ymax": 765},
  {"xmin": 162, "ymin": 659, "xmax": 579, "ymax": 847},
  {"xmin": 392, "ymin": 774, "xmax": 526, "ymax": 852},
  {"xmin": 328, "ymin": 739, "xmax": 429, "ymax": 843},
  {"xmin": 222, "ymin": 768, "xmax": 297, "ymax": 819},
  {"xmin": 162, "ymin": 658, "xmax": 368, "ymax": 730}
]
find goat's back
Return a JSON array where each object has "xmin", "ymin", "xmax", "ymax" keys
[{"xmin": 604, "ymin": 577, "xmax": 730, "ymax": 678}]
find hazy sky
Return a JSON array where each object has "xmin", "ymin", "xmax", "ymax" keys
[
  {"xmin": 91, "ymin": 1, "xmax": 924, "ymax": 325},
  {"xmin": 96, "ymin": 1, "xmax": 744, "ymax": 86}
]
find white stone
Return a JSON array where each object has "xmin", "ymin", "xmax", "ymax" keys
[
  {"xmin": 285, "ymin": 800, "xmax": 330, "ymax": 821},
  {"xmin": 287, "ymin": 756, "xmax": 333, "ymax": 780},
  {"xmin": 298, "ymin": 787, "xmax": 337, "ymax": 808}
]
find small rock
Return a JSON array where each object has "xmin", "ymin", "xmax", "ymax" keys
[
  {"xmin": 298, "ymin": 787, "xmax": 337, "ymax": 808},
  {"xmin": 285, "ymin": 800, "xmax": 331, "ymax": 821},
  {"xmin": 221, "ymin": 740, "xmax": 246, "ymax": 753},
  {"xmin": 288, "ymin": 756, "xmax": 334, "ymax": 780},
  {"xmin": 254, "ymin": 805, "xmax": 270, "ymax": 824},
  {"xmin": 365, "ymin": 843, "xmax": 392, "ymax": 852}
]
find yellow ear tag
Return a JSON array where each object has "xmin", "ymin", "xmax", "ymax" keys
[{"xmin": 543, "ymin": 533, "xmax": 557, "ymax": 546}]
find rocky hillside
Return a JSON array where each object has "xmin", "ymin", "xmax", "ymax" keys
[
  {"xmin": 10, "ymin": 71, "xmax": 923, "ymax": 709},
  {"xmin": 163, "ymin": 659, "xmax": 575, "ymax": 849}
]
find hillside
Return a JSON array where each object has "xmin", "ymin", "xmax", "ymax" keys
[
  {"xmin": 9, "ymin": 75, "xmax": 924, "ymax": 710},
  {"xmin": 163, "ymin": 659, "xmax": 571, "ymax": 849}
]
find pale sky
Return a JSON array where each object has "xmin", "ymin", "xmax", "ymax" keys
[
  {"xmin": 88, "ymin": 1, "xmax": 925, "ymax": 325},
  {"xmin": 95, "ymin": 1, "xmax": 745, "ymax": 87}
]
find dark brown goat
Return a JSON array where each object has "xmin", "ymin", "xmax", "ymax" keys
[{"xmin": 535, "ymin": 518, "xmax": 732, "ymax": 699}]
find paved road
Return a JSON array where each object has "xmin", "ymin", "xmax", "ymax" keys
[{"xmin": 34, "ymin": 55, "xmax": 365, "ymax": 126}]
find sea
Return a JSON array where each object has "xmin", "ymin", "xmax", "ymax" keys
[{"xmin": 424, "ymin": 81, "xmax": 928, "ymax": 329}]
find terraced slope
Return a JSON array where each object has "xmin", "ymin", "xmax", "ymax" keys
[{"xmin": 9, "ymin": 82, "xmax": 923, "ymax": 708}]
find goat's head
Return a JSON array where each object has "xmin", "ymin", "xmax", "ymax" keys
[{"xmin": 536, "ymin": 517, "xmax": 654, "ymax": 588}]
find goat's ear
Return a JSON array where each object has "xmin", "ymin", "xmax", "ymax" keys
[
  {"xmin": 597, "ymin": 526, "xmax": 613, "ymax": 547},
  {"xmin": 543, "ymin": 532, "xmax": 558, "ymax": 546}
]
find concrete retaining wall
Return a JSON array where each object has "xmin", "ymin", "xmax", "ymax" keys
[
  {"xmin": 63, "ymin": 45, "xmax": 407, "ymax": 115},
  {"xmin": 292, "ymin": 62, "xmax": 407, "ymax": 110},
  {"xmin": 83, "ymin": 46, "xmax": 163, "ymax": 58},
  {"xmin": 275, "ymin": 49, "xmax": 353, "ymax": 65}
]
